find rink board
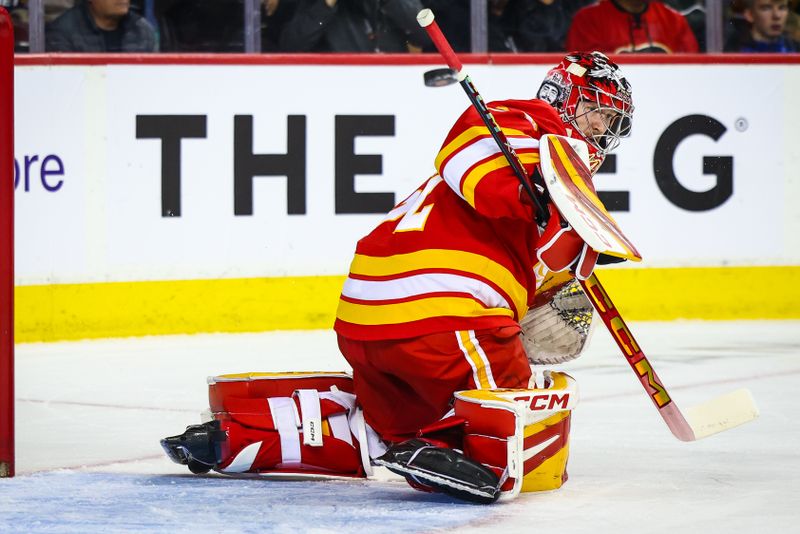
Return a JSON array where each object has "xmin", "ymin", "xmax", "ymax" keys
[
  {"xmin": 14, "ymin": 265, "xmax": 800, "ymax": 342},
  {"xmin": 12, "ymin": 56, "xmax": 800, "ymax": 341}
]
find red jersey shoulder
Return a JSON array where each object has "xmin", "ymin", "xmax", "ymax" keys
[
  {"xmin": 498, "ymin": 99, "xmax": 568, "ymax": 137},
  {"xmin": 454, "ymin": 98, "xmax": 567, "ymax": 135}
]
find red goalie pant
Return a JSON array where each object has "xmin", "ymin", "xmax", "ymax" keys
[{"xmin": 337, "ymin": 326, "xmax": 532, "ymax": 443}]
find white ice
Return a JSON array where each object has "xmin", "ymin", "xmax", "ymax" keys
[{"xmin": 1, "ymin": 321, "xmax": 798, "ymax": 533}]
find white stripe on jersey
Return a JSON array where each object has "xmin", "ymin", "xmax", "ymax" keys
[
  {"xmin": 341, "ymin": 272, "xmax": 511, "ymax": 310},
  {"xmin": 441, "ymin": 137, "xmax": 539, "ymax": 199}
]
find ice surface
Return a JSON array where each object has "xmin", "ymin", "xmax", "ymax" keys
[{"xmin": 2, "ymin": 321, "xmax": 798, "ymax": 533}]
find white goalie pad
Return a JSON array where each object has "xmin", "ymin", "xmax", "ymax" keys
[{"xmin": 521, "ymin": 277, "xmax": 595, "ymax": 365}]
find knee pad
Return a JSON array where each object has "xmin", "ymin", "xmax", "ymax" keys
[
  {"xmin": 206, "ymin": 372, "xmax": 386, "ymax": 479},
  {"xmin": 453, "ymin": 371, "xmax": 578, "ymax": 499}
]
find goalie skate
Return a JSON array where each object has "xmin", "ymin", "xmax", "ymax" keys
[
  {"xmin": 161, "ymin": 420, "xmax": 226, "ymax": 474},
  {"xmin": 375, "ymin": 439, "xmax": 501, "ymax": 504}
]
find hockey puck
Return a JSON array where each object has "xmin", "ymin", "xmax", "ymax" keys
[{"xmin": 423, "ymin": 68, "xmax": 458, "ymax": 88}]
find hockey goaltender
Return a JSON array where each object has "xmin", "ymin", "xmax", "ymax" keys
[{"xmin": 162, "ymin": 51, "xmax": 635, "ymax": 504}]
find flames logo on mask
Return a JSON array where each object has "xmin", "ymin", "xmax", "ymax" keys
[{"xmin": 565, "ymin": 52, "xmax": 632, "ymax": 101}]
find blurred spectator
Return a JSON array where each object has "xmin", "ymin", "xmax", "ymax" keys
[
  {"xmin": 566, "ymin": 0, "xmax": 700, "ymax": 53},
  {"xmin": 158, "ymin": 0, "xmax": 244, "ymax": 52},
  {"xmin": 422, "ymin": 0, "xmax": 593, "ymax": 53},
  {"xmin": 664, "ymin": 0, "xmax": 706, "ymax": 51},
  {"xmin": 157, "ymin": 0, "xmax": 293, "ymax": 52},
  {"xmin": 725, "ymin": 0, "xmax": 799, "ymax": 52},
  {"xmin": 420, "ymin": 0, "xmax": 470, "ymax": 51},
  {"xmin": 515, "ymin": 0, "xmax": 596, "ymax": 51},
  {"xmin": 8, "ymin": 0, "xmax": 78, "ymax": 51},
  {"xmin": 784, "ymin": 0, "xmax": 800, "ymax": 42},
  {"xmin": 46, "ymin": 0, "xmax": 157, "ymax": 52},
  {"xmin": 6, "ymin": 1, "xmax": 29, "ymax": 51},
  {"xmin": 423, "ymin": 0, "xmax": 527, "ymax": 52},
  {"xmin": 45, "ymin": 0, "xmax": 75, "ymax": 21},
  {"xmin": 280, "ymin": 0, "xmax": 429, "ymax": 52},
  {"xmin": 262, "ymin": 0, "xmax": 296, "ymax": 51}
]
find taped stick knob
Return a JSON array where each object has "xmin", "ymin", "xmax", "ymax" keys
[{"xmin": 417, "ymin": 8, "xmax": 435, "ymax": 27}]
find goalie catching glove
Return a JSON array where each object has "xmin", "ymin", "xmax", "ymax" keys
[{"xmin": 521, "ymin": 274, "xmax": 595, "ymax": 365}]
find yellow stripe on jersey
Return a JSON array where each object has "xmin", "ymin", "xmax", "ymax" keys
[
  {"xmin": 435, "ymin": 125, "xmax": 526, "ymax": 173},
  {"xmin": 337, "ymin": 295, "xmax": 515, "ymax": 326},
  {"xmin": 349, "ymin": 249, "xmax": 528, "ymax": 319},
  {"xmin": 457, "ymin": 330, "xmax": 494, "ymax": 388},
  {"xmin": 462, "ymin": 152, "xmax": 540, "ymax": 208}
]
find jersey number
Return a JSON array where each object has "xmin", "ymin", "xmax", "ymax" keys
[{"xmin": 385, "ymin": 175, "xmax": 442, "ymax": 233}]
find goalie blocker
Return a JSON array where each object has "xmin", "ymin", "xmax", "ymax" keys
[{"xmin": 162, "ymin": 371, "xmax": 578, "ymax": 504}]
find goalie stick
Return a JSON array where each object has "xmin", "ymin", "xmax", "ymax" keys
[{"xmin": 416, "ymin": 8, "xmax": 759, "ymax": 441}]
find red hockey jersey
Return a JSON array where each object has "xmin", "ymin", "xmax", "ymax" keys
[
  {"xmin": 334, "ymin": 99, "xmax": 589, "ymax": 341},
  {"xmin": 566, "ymin": 0, "xmax": 699, "ymax": 54}
]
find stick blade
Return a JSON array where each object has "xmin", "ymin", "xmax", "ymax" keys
[{"xmin": 685, "ymin": 388, "xmax": 760, "ymax": 440}]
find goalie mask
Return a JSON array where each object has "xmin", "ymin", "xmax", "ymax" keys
[{"xmin": 537, "ymin": 52, "xmax": 634, "ymax": 157}]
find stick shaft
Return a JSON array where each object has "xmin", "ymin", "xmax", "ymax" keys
[
  {"xmin": 580, "ymin": 275, "xmax": 696, "ymax": 441},
  {"xmin": 418, "ymin": 8, "xmax": 708, "ymax": 442},
  {"xmin": 417, "ymin": 10, "xmax": 463, "ymax": 73},
  {"xmin": 418, "ymin": 9, "xmax": 548, "ymax": 225}
]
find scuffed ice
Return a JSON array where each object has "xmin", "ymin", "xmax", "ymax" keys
[
  {"xmin": 0, "ymin": 473, "xmax": 485, "ymax": 533},
  {"xmin": 3, "ymin": 321, "xmax": 799, "ymax": 533}
]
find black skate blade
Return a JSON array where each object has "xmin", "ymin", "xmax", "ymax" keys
[{"xmin": 375, "ymin": 439, "xmax": 500, "ymax": 504}]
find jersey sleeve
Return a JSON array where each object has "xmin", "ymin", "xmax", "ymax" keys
[{"xmin": 433, "ymin": 101, "xmax": 545, "ymax": 221}]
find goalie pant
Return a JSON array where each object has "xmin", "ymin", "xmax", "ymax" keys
[
  {"xmin": 192, "ymin": 370, "xmax": 578, "ymax": 500},
  {"xmin": 337, "ymin": 326, "xmax": 532, "ymax": 443}
]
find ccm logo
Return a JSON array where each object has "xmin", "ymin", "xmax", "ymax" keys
[
  {"xmin": 515, "ymin": 393, "xmax": 570, "ymax": 411},
  {"xmin": 307, "ymin": 420, "xmax": 317, "ymax": 441}
]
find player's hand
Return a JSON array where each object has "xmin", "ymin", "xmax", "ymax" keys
[{"xmin": 536, "ymin": 208, "xmax": 599, "ymax": 280}]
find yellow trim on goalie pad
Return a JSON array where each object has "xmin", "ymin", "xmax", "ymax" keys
[
  {"xmin": 212, "ymin": 372, "xmax": 351, "ymax": 382},
  {"xmin": 522, "ymin": 442, "xmax": 571, "ymax": 493},
  {"xmin": 13, "ymin": 266, "xmax": 800, "ymax": 342}
]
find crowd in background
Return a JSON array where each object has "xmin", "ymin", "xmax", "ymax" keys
[{"xmin": 5, "ymin": 0, "xmax": 800, "ymax": 54}]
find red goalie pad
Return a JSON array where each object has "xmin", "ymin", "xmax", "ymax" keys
[
  {"xmin": 209, "ymin": 372, "xmax": 355, "ymax": 413},
  {"xmin": 453, "ymin": 371, "xmax": 578, "ymax": 499},
  {"xmin": 208, "ymin": 372, "xmax": 378, "ymax": 479}
]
